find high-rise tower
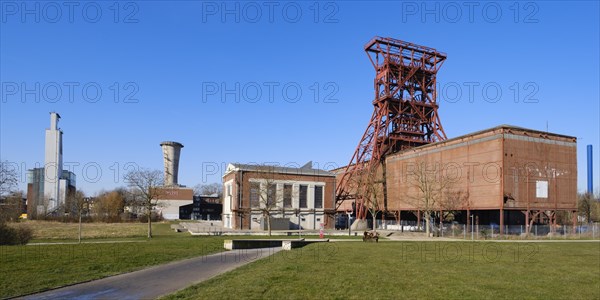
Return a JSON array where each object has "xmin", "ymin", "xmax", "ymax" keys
[
  {"xmin": 44, "ymin": 112, "xmax": 63, "ymax": 211},
  {"xmin": 160, "ymin": 141, "xmax": 184, "ymax": 186}
]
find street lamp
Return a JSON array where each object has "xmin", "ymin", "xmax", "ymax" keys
[
  {"xmin": 470, "ymin": 214, "xmax": 474, "ymax": 240},
  {"xmin": 294, "ymin": 209, "xmax": 301, "ymax": 238},
  {"xmin": 346, "ymin": 210, "xmax": 353, "ymax": 236},
  {"xmin": 78, "ymin": 197, "xmax": 92, "ymax": 244}
]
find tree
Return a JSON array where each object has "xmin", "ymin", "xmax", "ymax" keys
[
  {"xmin": 405, "ymin": 161, "xmax": 455, "ymax": 236},
  {"xmin": 341, "ymin": 162, "xmax": 374, "ymax": 231},
  {"xmin": 194, "ymin": 183, "xmax": 223, "ymax": 197},
  {"xmin": 578, "ymin": 193, "xmax": 598, "ymax": 223},
  {"xmin": 353, "ymin": 163, "xmax": 385, "ymax": 232},
  {"xmin": 0, "ymin": 161, "xmax": 18, "ymax": 198},
  {"xmin": 0, "ymin": 191, "xmax": 24, "ymax": 222},
  {"xmin": 251, "ymin": 165, "xmax": 286, "ymax": 236},
  {"xmin": 66, "ymin": 190, "xmax": 87, "ymax": 243},
  {"xmin": 438, "ymin": 189, "xmax": 470, "ymax": 222},
  {"xmin": 93, "ymin": 189, "xmax": 126, "ymax": 222},
  {"xmin": 124, "ymin": 169, "xmax": 163, "ymax": 238}
]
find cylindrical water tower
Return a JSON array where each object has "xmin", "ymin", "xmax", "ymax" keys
[{"xmin": 160, "ymin": 141, "xmax": 184, "ymax": 186}]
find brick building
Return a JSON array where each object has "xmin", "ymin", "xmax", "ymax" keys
[
  {"xmin": 336, "ymin": 125, "xmax": 578, "ymax": 232},
  {"xmin": 222, "ymin": 162, "xmax": 336, "ymax": 230}
]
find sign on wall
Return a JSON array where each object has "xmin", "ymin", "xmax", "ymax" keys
[{"xmin": 536, "ymin": 180, "xmax": 548, "ymax": 198}]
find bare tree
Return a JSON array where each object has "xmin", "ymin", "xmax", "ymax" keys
[
  {"xmin": 0, "ymin": 161, "xmax": 18, "ymax": 197},
  {"xmin": 0, "ymin": 191, "xmax": 24, "ymax": 222},
  {"xmin": 66, "ymin": 190, "xmax": 87, "ymax": 243},
  {"xmin": 405, "ymin": 161, "xmax": 455, "ymax": 236},
  {"xmin": 578, "ymin": 193, "xmax": 597, "ymax": 224},
  {"xmin": 353, "ymin": 164, "xmax": 385, "ymax": 232},
  {"xmin": 124, "ymin": 169, "xmax": 163, "ymax": 238},
  {"xmin": 250, "ymin": 165, "xmax": 286, "ymax": 236},
  {"xmin": 438, "ymin": 189, "xmax": 469, "ymax": 222},
  {"xmin": 341, "ymin": 162, "xmax": 373, "ymax": 231},
  {"xmin": 194, "ymin": 183, "xmax": 223, "ymax": 199}
]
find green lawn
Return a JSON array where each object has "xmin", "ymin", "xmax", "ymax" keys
[
  {"xmin": 0, "ymin": 221, "xmax": 359, "ymax": 298},
  {"xmin": 3, "ymin": 221, "xmax": 599, "ymax": 300},
  {"xmin": 0, "ymin": 223, "xmax": 224, "ymax": 298},
  {"xmin": 165, "ymin": 241, "xmax": 600, "ymax": 300},
  {"xmin": 15, "ymin": 220, "xmax": 178, "ymax": 241}
]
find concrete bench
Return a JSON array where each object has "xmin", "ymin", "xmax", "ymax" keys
[
  {"xmin": 170, "ymin": 224, "xmax": 187, "ymax": 232},
  {"xmin": 224, "ymin": 238, "xmax": 329, "ymax": 251}
]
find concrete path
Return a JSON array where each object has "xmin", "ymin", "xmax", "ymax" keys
[{"xmin": 19, "ymin": 247, "xmax": 282, "ymax": 300}]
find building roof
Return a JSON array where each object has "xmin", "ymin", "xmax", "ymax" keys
[
  {"xmin": 224, "ymin": 161, "xmax": 335, "ymax": 177},
  {"xmin": 456, "ymin": 124, "xmax": 576, "ymax": 142},
  {"xmin": 160, "ymin": 141, "xmax": 184, "ymax": 148},
  {"xmin": 332, "ymin": 124, "xmax": 577, "ymax": 173},
  {"xmin": 386, "ymin": 124, "xmax": 577, "ymax": 161}
]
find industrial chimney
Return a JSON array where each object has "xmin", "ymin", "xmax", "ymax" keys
[
  {"xmin": 160, "ymin": 141, "xmax": 184, "ymax": 186},
  {"xmin": 588, "ymin": 144, "xmax": 593, "ymax": 194}
]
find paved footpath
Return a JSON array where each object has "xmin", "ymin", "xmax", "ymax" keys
[{"xmin": 19, "ymin": 247, "xmax": 282, "ymax": 300}]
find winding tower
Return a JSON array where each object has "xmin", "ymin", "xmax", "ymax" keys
[{"xmin": 336, "ymin": 37, "xmax": 448, "ymax": 219}]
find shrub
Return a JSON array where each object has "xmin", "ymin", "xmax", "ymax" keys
[
  {"xmin": 0, "ymin": 222, "xmax": 17, "ymax": 245},
  {"xmin": 0, "ymin": 222, "xmax": 33, "ymax": 245},
  {"xmin": 14, "ymin": 224, "xmax": 33, "ymax": 245},
  {"xmin": 480, "ymin": 228, "xmax": 490, "ymax": 240},
  {"xmin": 138, "ymin": 211, "xmax": 163, "ymax": 223}
]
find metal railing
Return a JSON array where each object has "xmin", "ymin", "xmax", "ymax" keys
[{"xmin": 375, "ymin": 220, "xmax": 600, "ymax": 240}]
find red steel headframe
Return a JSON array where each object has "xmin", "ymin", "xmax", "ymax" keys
[{"xmin": 336, "ymin": 36, "xmax": 448, "ymax": 219}]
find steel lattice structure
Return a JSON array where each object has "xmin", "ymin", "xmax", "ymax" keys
[{"xmin": 336, "ymin": 37, "xmax": 448, "ymax": 219}]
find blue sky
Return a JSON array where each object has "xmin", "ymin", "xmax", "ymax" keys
[{"xmin": 1, "ymin": 1, "xmax": 599, "ymax": 196}]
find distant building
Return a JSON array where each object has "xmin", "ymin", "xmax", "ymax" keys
[
  {"xmin": 26, "ymin": 168, "xmax": 44, "ymax": 217},
  {"xmin": 179, "ymin": 195, "xmax": 222, "ymax": 220},
  {"xmin": 26, "ymin": 112, "xmax": 76, "ymax": 218},
  {"xmin": 222, "ymin": 162, "xmax": 336, "ymax": 230},
  {"xmin": 155, "ymin": 187, "xmax": 194, "ymax": 220}
]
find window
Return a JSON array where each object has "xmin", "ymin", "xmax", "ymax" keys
[
  {"xmin": 283, "ymin": 184, "xmax": 292, "ymax": 208},
  {"xmin": 299, "ymin": 185, "xmax": 308, "ymax": 208},
  {"xmin": 227, "ymin": 184, "xmax": 232, "ymax": 196},
  {"xmin": 250, "ymin": 182, "xmax": 260, "ymax": 207},
  {"xmin": 314, "ymin": 186, "xmax": 323, "ymax": 209},
  {"xmin": 267, "ymin": 183, "xmax": 277, "ymax": 206}
]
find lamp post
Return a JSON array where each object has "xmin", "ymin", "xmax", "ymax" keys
[
  {"xmin": 294, "ymin": 209, "xmax": 301, "ymax": 238},
  {"xmin": 78, "ymin": 197, "xmax": 91, "ymax": 244},
  {"xmin": 470, "ymin": 214, "xmax": 474, "ymax": 240},
  {"xmin": 346, "ymin": 211, "xmax": 353, "ymax": 236}
]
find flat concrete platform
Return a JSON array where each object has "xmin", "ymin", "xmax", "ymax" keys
[
  {"xmin": 224, "ymin": 238, "xmax": 329, "ymax": 250},
  {"xmin": 18, "ymin": 247, "xmax": 281, "ymax": 300}
]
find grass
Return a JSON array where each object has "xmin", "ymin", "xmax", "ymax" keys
[
  {"xmin": 0, "ymin": 220, "xmax": 358, "ymax": 298},
  {"xmin": 164, "ymin": 241, "xmax": 600, "ymax": 300},
  {"xmin": 0, "ymin": 222, "xmax": 225, "ymax": 299},
  {"xmin": 14, "ymin": 220, "xmax": 176, "ymax": 241},
  {"xmin": 3, "ymin": 221, "xmax": 598, "ymax": 299}
]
